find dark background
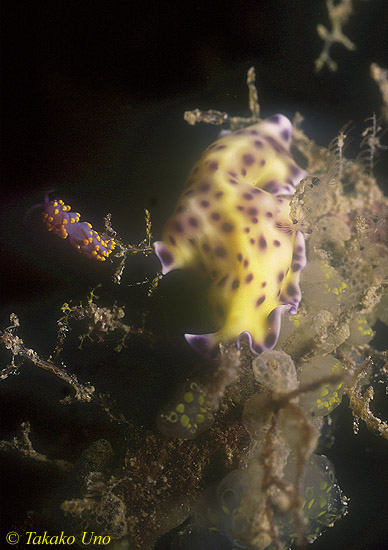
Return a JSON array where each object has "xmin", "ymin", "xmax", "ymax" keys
[{"xmin": 1, "ymin": 1, "xmax": 388, "ymax": 549}]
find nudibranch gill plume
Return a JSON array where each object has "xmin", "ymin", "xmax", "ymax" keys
[{"xmin": 154, "ymin": 114, "xmax": 307, "ymax": 356}]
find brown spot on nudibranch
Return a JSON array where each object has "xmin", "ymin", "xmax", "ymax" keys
[
  {"xmin": 217, "ymin": 275, "xmax": 228, "ymax": 287},
  {"xmin": 211, "ymin": 212, "xmax": 220, "ymax": 221},
  {"xmin": 242, "ymin": 154, "xmax": 255, "ymax": 166},
  {"xmin": 222, "ymin": 222, "xmax": 233, "ymax": 232},
  {"xmin": 232, "ymin": 279, "xmax": 240, "ymax": 290},
  {"xmin": 287, "ymin": 283, "xmax": 297, "ymax": 296},
  {"xmin": 215, "ymin": 246, "xmax": 227, "ymax": 257},
  {"xmin": 256, "ymin": 295, "xmax": 266, "ymax": 306},
  {"xmin": 199, "ymin": 182, "xmax": 211, "ymax": 192},
  {"xmin": 259, "ymin": 235, "xmax": 267, "ymax": 250}
]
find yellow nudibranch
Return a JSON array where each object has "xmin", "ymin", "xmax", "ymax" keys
[
  {"xmin": 42, "ymin": 194, "xmax": 116, "ymax": 260},
  {"xmin": 154, "ymin": 115, "xmax": 307, "ymax": 355}
]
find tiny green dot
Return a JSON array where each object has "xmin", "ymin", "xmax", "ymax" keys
[
  {"xmin": 184, "ymin": 392, "xmax": 194, "ymax": 403},
  {"xmin": 180, "ymin": 414, "xmax": 189, "ymax": 427}
]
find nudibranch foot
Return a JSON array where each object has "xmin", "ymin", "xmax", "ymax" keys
[{"xmin": 155, "ymin": 114, "xmax": 307, "ymax": 356}]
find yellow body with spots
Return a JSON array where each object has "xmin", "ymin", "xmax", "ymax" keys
[{"xmin": 154, "ymin": 115, "xmax": 307, "ymax": 355}]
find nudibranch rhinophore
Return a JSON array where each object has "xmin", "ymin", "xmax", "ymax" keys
[
  {"xmin": 154, "ymin": 114, "xmax": 307, "ymax": 356},
  {"xmin": 42, "ymin": 194, "xmax": 116, "ymax": 260}
]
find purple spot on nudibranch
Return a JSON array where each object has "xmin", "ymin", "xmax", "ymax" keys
[
  {"xmin": 267, "ymin": 114, "xmax": 280, "ymax": 123},
  {"xmin": 245, "ymin": 273, "xmax": 254, "ymax": 284},
  {"xmin": 232, "ymin": 279, "xmax": 240, "ymax": 290},
  {"xmin": 248, "ymin": 207, "xmax": 258, "ymax": 216},
  {"xmin": 254, "ymin": 140, "xmax": 263, "ymax": 148},
  {"xmin": 228, "ymin": 171, "xmax": 237, "ymax": 178},
  {"xmin": 256, "ymin": 295, "xmax": 266, "ymax": 306},
  {"xmin": 237, "ymin": 253, "xmax": 243, "ymax": 262},
  {"xmin": 215, "ymin": 144, "xmax": 227, "ymax": 150},
  {"xmin": 252, "ymin": 188, "xmax": 262, "ymax": 194},
  {"xmin": 215, "ymin": 191, "xmax": 224, "ymax": 198},
  {"xmin": 250, "ymin": 238, "xmax": 255, "ymax": 244},
  {"xmin": 259, "ymin": 235, "xmax": 267, "ymax": 250},
  {"xmin": 265, "ymin": 135, "xmax": 286, "ymax": 154},
  {"xmin": 287, "ymin": 283, "xmax": 297, "ymax": 296},
  {"xmin": 242, "ymin": 154, "xmax": 255, "ymax": 166},
  {"xmin": 202, "ymin": 243, "xmax": 210, "ymax": 253},
  {"xmin": 266, "ymin": 211, "xmax": 273, "ymax": 218},
  {"xmin": 292, "ymin": 252, "xmax": 304, "ymax": 261},
  {"xmin": 260, "ymin": 159, "xmax": 266, "ymax": 166},
  {"xmin": 211, "ymin": 270, "xmax": 218, "ymax": 278},
  {"xmin": 174, "ymin": 222, "xmax": 183, "ymax": 233},
  {"xmin": 211, "ymin": 212, "xmax": 220, "ymax": 221},
  {"xmin": 250, "ymin": 129, "xmax": 259, "ymax": 135},
  {"xmin": 274, "ymin": 240, "xmax": 281, "ymax": 247},
  {"xmin": 201, "ymin": 200, "xmax": 210, "ymax": 208},
  {"xmin": 263, "ymin": 181, "xmax": 279, "ymax": 193},
  {"xmin": 215, "ymin": 246, "xmax": 227, "ymax": 258},
  {"xmin": 290, "ymin": 164, "xmax": 302, "ymax": 177},
  {"xmin": 281, "ymin": 129, "xmax": 291, "ymax": 142},
  {"xmin": 296, "ymin": 245, "xmax": 304, "ymax": 252},
  {"xmin": 189, "ymin": 217, "xmax": 198, "ymax": 227},
  {"xmin": 199, "ymin": 182, "xmax": 210, "ymax": 192},
  {"xmin": 244, "ymin": 227, "xmax": 250, "ymax": 233},
  {"xmin": 261, "ymin": 281, "xmax": 267, "ymax": 287},
  {"xmin": 252, "ymin": 218, "xmax": 258, "ymax": 224},
  {"xmin": 292, "ymin": 263, "xmax": 302, "ymax": 272},
  {"xmin": 217, "ymin": 275, "xmax": 228, "ymax": 287},
  {"xmin": 192, "ymin": 166, "xmax": 199, "ymax": 175},
  {"xmin": 208, "ymin": 160, "xmax": 219, "ymax": 172},
  {"xmin": 222, "ymin": 222, "xmax": 233, "ymax": 232},
  {"xmin": 278, "ymin": 271, "xmax": 284, "ymax": 282},
  {"xmin": 176, "ymin": 205, "xmax": 184, "ymax": 214},
  {"xmin": 243, "ymin": 193, "xmax": 253, "ymax": 200},
  {"xmin": 243, "ymin": 259, "xmax": 249, "ymax": 268},
  {"xmin": 229, "ymin": 179, "xmax": 238, "ymax": 185},
  {"xmin": 188, "ymin": 238, "xmax": 196, "ymax": 246},
  {"xmin": 241, "ymin": 168, "xmax": 247, "ymax": 176},
  {"xmin": 237, "ymin": 205, "xmax": 244, "ymax": 211},
  {"xmin": 184, "ymin": 189, "xmax": 194, "ymax": 196},
  {"xmin": 168, "ymin": 235, "xmax": 176, "ymax": 246}
]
